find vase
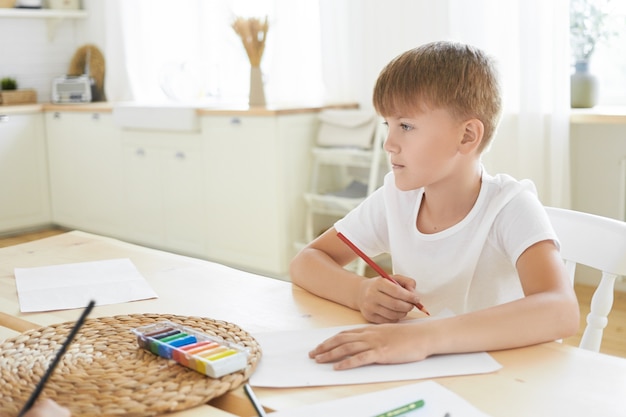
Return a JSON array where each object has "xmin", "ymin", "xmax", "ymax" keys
[
  {"xmin": 249, "ymin": 66, "xmax": 266, "ymax": 107},
  {"xmin": 570, "ymin": 61, "xmax": 598, "ymax": 108}
]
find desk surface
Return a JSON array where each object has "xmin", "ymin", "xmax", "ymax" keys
[{"xmin": 1, "ymin": 231, "xmax": 625, "ymax": 417}]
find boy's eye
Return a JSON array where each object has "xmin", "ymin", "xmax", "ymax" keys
[{"xmin": 400, "ymin": 123, "xmax": 413, "ymax": 131}]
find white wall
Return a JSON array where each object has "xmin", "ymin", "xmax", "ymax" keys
[
  {"xmin": 0, "ymin": 18, "xmax": 80, "ymax": 102},
  {"xmin": 0, "ymin": 0, "xmax": 104, "ymax": 102}
]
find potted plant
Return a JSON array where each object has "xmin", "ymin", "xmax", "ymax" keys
[
  {"xmin": 0, "ymin": 77, "xmax": 37, "ymax": 106},
  {"xmin": 1, "ymin": 77, "xmax": 17, "ymax": 91},
  {"xmin": 569, "ymin": 0, "xmax": 616, "ymax": 108}
]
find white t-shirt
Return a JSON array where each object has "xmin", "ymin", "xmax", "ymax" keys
[{"xmin": 334, "ymin": 170, "xmax": 558, "ymax": 315}]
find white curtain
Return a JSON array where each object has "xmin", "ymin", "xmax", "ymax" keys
[
  {"xmin": 102, "ymin": 0, "xmax": 132, "ymax": 103},
  {"xmin": 101, "ymin": 0, "xmax": 571, "ymax": 207},
  {"xmin": 318, "ymin": 0, "xmax": 571, "ymax": 208},
  {"xmin": 318, "ymin": 0, "xmax": 451, "ymax": 110},
  {"xmin": 102, "ymin": 0, "xmax": 324, "ymax": 105},
  {"xmin": 448, "ymin": 0, "xmax": 571, "ymax": 207}
]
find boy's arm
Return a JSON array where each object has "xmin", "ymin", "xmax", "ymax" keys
[
  {"xmin": 433, "ymin": 239, "xmax": 580, "ymax": 353},
  {"xmin": 290, "ymin": 227, "xmax": 421, "ymax": 323},
  {"xmin": 290, "ymin": 227, "xmax": 364, "ymax": 311},
  {"xmin": 309, "ymin": 239, "xmax": 581, "ymax": 369}
]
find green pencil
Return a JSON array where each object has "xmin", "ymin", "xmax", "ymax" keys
[{"xmin": 374, "ymin": 399, "xmax": 425, "ymax": 417}]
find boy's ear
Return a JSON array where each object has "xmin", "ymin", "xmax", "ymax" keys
[{"xmin": 459, "ymin": 118, "xmax": 484, "ymax": 153}]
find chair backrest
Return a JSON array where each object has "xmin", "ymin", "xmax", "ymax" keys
[{"xmin": 545, "ymin": 206, "xmax": 626, "ymax": 352}]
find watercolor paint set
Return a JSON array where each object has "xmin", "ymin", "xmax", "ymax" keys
[{"xmin": 131, "ymin": 321, "xmax": 249, "ymax": 378}]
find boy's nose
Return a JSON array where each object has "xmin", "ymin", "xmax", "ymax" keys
[{"xmin": 383, "ymin": 133, "xmax": 397, "ymax": 153}]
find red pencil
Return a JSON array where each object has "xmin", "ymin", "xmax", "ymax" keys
[{"xmin": 337, "ymin": 232, "xmax": 430, "ymax": 316}]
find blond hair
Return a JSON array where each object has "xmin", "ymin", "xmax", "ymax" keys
[{"xmin": 373, "ymin": 41, "xmax": 502, "ymax": 152}]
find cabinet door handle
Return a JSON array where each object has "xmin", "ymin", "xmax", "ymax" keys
[
  {"xmin": 54, "ymin": 112, "xmax": 61, "ymax": 119},
  {"xmin": 92, "ymin": 113, "xmax": 100, "ymax": 120},
  {"xmin": 0, "ymin": 114, "xmax": 8, "ymax": 123},
  {"xmin": 175, "ymin": 151, "xmax": 186, "ymax": 160},
  {"xmin": 135, "ymin": 148, "xmax": 146, "ymax": 156},
  {"xmin": 230, "ymin": 117, "xmax": 242, "ymax": 125}
]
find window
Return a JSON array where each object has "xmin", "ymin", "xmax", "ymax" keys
[
  {"xmin": 113, "ymin": 0, "xmax": 323, "ymax": 105},
  {"xmin": 574, "ymin": 0, "xmax": 626, "ymax": 105}
]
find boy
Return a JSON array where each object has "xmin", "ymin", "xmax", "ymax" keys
[
  {"xmin": 23, "ymin": 399, "xmax": 71, "ymax": 417},
  {"xmin": 290, "ymin": 41, "xmax": 579, "ymax": 370}
]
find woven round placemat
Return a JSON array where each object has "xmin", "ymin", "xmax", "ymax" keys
[{"xmin": 0, "ymin": 313, "xmax": 261, "ymax": 417}]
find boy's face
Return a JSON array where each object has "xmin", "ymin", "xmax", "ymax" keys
[{"xmin": 382, "ymin": 107, "xmax": 469, "ymax": 191}]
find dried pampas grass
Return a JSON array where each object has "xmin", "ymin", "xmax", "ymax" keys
[{"xmin": 232, "ymin": 16, "xmax": 269, "ymax": 67}]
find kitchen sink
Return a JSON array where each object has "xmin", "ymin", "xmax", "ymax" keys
[{"xmin": 113, "ymin": 102, "xmax": 200, "ymax": 132}]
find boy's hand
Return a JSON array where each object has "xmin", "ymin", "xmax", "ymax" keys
[
  {"xmin": 23, "ymin": 399, "xmax": 71, "ymax": 417},
  {"xmin": 356, "ymin": 274, "xmax": 422, "ymax": 323},
  {"xmin": 309, "ymin": 322, "xmax": 430, "ymax": 370}
]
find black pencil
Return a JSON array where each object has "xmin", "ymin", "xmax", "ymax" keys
[
  {"xmin": 244, "ymin": 383, "xmax": 267, "ymax": 417},
  {"xmin": 17, "ymin": 300, "xmax": 96, "ymax": 417}
]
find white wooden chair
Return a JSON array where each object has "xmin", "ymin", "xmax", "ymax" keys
[{"xmin": 545, "ymin": 206, "xmax": 626, "ymax": 352}]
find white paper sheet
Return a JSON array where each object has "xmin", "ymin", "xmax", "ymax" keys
[
  {"xmin": 250, "ymin": 323, "xmax": 502, "ymax": 387},
  {"xmin": 267, "ymin": 380, "xmax": 491, "ymax": 416},
  {"xmin": 14, "ymin": 258, "xmax": 158, "ymax": 312}
]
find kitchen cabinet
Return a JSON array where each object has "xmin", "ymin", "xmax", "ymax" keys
[
  {"xmin": 41, "ymin": 105, "xmax": 339, "ymax": 278},
  {"xmin": 0, "ymin": 111, "xmax": 50, "ymax": 232},
  {"xmin": 568, "ymin": 112, "xmax": 626, "ymax": 290},
  {"xmin": 45, "ymin": 111, "xmax": 125, "ymax": 236},
  {"xmin": 120, "ymin": 130, "xmax": 207, "ymax": 258},
  {"xmin": 202, "ymin": 114, "xmax": 317, "ymax": 278},
  {"xmin": 570, "ymin": 121, "xmax": 626, "ymax": 222}
]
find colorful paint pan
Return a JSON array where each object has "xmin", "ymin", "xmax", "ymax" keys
[
  {"xmin": 148, "ymin": 329, "xmax": 181, "ymax": 354},
  {"xmin": 131, "ymin": 321, "xmax": 249, "ymax": 378},
  {"xmin": 158, "ymin": 334, "xmax": 197, "ymax": 358},
  {"xmin": 172, "ymin": 340, "xmax": 217, "ymax": 365}
]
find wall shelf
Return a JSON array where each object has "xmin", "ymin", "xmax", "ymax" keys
[
  {"xmin": 0, "ymin": 8, "xmax": 87, "ymax": 40},
  {"xmin": 0, "ymin": 8, "xmax": 86, "ymax": 18}
]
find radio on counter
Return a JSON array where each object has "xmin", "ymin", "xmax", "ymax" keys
[{"xmin": 51, "ymin": 75, "xmax": 93, "ymax": 104}]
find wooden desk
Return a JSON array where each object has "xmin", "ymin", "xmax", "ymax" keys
[{"xmin": 1, "ymin": 231, "xmax": 625, "ymax": 417}]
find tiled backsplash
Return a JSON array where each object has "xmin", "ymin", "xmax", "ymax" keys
[{"xmin": 0, "ymin": 18, "xmax": 81, "ymax": 103}]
